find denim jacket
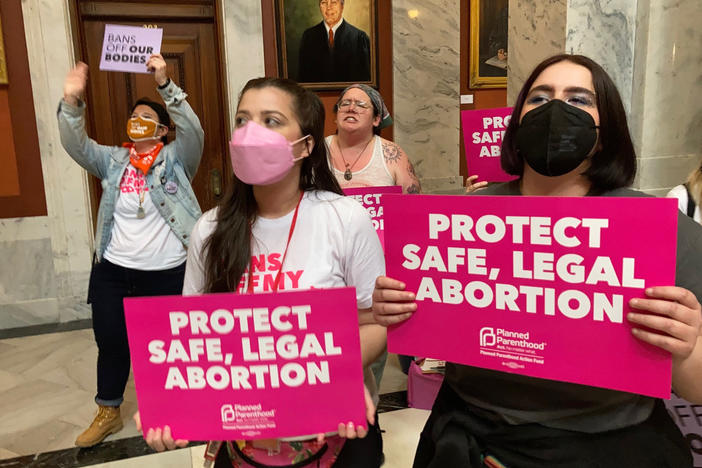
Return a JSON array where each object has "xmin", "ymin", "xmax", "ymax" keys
[{"xmin": 57, "ymin": 80, "xmax": 204, "ymax": 261}]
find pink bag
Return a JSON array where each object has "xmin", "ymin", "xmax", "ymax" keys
[{"xmin": 407, "ymin": 360, "xmax": 444, "ymax": 410}]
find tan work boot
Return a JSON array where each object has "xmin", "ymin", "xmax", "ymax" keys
[{"xmin": 75, "ymin": 405, "xmax": 123, "ymax": 447}]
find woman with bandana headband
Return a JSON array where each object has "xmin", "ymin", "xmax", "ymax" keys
[
  {"xmin": 328, "ymin": 85, "xmax": 482, "ymax": 385},
  {"xmin": 136, "ymin": 77, "xmax": 386, "ymax": 467},
  {"xmin": 372, "ymin": 54, "xmax": 702, "ymax": 467},
  {"xmin": 327, "ymin": 84, "xmax": 424, "ymax": 389},
  {"xmin": 327, "ymin": 84, "xmax": 421, "ymax": 194},
  {"xmin": 326, "ymin": 84, "xmax": 487, "ymax": 195},
  {"xmin": 57, "ymin": 54, "xmax": 204, "ymax": 448}
]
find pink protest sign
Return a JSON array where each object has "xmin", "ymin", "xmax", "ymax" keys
[
  {"xmin": 99, "ymin": 24, "xmax": 163, "ymax": 74},
  {"xmin": 123, "ymin": 287, "xmax": 366, "ymax": 440},
  {"xmin": 461, "ymin": 107, "xmax": 518, "ymax": 182},
  {"xmin": 383, "ymin": 194, "xmax": 678, "ymax": 398},
  {"xmin": 344, "ymin": 186, "xmax": 402, "ymax": 251}
]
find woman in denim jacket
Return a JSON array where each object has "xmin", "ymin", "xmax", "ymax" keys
[{"xmin": 57, "ymin": 55, "xmax": 204, "ymax": 448}]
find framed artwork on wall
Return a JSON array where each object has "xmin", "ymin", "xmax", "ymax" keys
[
  {"xmin": 469, "ymin": 0, "xmax": 508, "ymax": 88},
  {"xmin": 0, "ymin": 14, "xmax": 8, "ymax": 85},
  {"xmin": 277, "ymin": 0, "xmax": 377, "ymax": 90}
]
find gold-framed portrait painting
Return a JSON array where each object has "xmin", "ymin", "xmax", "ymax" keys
[
  {"xmin": 469, "ymin": 0, "xmax": 508, "ymax": 88},
  {"xmin": 277, "ymin": 0, "xmax": 377, "ymax": 90}
]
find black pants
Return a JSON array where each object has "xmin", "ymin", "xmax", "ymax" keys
[
  {"xmin": 88, "ymin": 259, "xmax": 185, "ymax": 406},
  {"xmin": 414, "ymin": 382, "xmax": 692, "ymax": 468},
  {"xmin": 214, "ymin": 415, "xmax": 383, "ymax": 467},
  {"xmin": 334, "ymin": 413, "xmax": 383, "ymax": 467}
]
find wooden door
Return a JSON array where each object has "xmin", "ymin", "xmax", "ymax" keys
[{"xmin": 73, "ymin": 1, "xmax": 229, "ymax": 216}]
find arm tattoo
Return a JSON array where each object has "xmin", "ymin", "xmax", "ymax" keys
[
  {"xmin": 407, "ymin": 161, "xmax": 418, "ymax": 178},
  {"xmin": 382, "ymin": 139, "xmax": 422, "ymax": 193},
  {"xmin": 382, "ymin": 141, "xmax": 401, "ymax": 164},
  {"xmin": 406, "ymin": 160, "xmax": 421, "ymax": 192}
]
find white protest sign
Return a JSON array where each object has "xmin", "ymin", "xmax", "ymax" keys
[{"xmin": 99, "ymin": 24, "xmax": 163, "ymax": 74}]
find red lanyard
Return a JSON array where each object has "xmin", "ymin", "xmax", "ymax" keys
[{"xmin": 246, "ymin": 191, "xmax": 304, "ymax": 294}]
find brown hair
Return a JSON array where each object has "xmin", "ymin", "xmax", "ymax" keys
[
  {"xmin": 202, "ymin": 78, "xmax": 342, "ymax": 293},
  {"xmin": 501, "ymin": 54, "xmax": 637, "ymax": 192}
]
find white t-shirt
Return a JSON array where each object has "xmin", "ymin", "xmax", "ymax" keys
[
  {"xmin": 667, "ymin": 184, "xmax": 701, "ymax": 224},
  {"xmin": 104, "ymin": 164, "xmax": 187, "ymax": 270},
  {"xmin": 183, "ymin": 190, "xmax": 386, "ymax": 402}
]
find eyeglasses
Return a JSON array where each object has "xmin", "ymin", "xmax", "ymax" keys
[
  {"xmin": 338, "ymin": 99, "xmax": 371, "ymax": 110},
  {"xmin": 319, "ymin": 0, "xmax": 341, "ymax": 7}
]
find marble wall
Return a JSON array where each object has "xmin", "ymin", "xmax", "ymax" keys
[
  {"xmin": 507, "ymin": 0, "xmax": 636, "ymax": 108},
  {"xmin": 508, "ymin": 0, "xmax": 701, "ymax": 196},
  {"xmin": 220, "ymin": 0, "xmax": 266, "ymax": 125},
  {"xmin": 392, "ymin": 0, "xmax": 463, "ymax": 193},
  {"xmin": 507, "ymin": 0, "xmax": 567, "ymax": 106},
  {"xmin": 565, "ymin": 0, "xmax": 637, "ymax": 114},
  {"xmin": 0, "ymin": 0, "xmax": 93, "ymax": 329},
  {"xmin": 632, "ymin": 0, "xmax": 702, "ymax": 195}
]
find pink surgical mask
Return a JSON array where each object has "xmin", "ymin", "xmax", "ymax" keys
[{"xmin": 229, "ymin": 121, "xmax": 310, "ymax": 185}]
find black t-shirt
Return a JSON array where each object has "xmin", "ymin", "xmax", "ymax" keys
[{"xmin": 445, "ymin": 181, "xmax": 702, "ymax": 432}]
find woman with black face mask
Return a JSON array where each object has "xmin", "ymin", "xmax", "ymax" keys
[{"xmin": 371, "ymin": 54, "xmax": 702, "ymax": 467}]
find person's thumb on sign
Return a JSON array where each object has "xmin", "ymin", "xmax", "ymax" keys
[
  {"xmin": 146, "ymin": 54, "xmax": 168, "ymax": 87},
  {"xmin": 134, "ymin": 411, "xmax": 189, "ymax": 452},
  {"xmin": 63, "ymin": 61, "xmax": 89, "ymax": 106}
]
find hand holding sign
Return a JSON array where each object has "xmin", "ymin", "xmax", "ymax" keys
[
  {"xmin": 628, "ymin": 286, "xmax": 702, "ymax": 360},
  {"xmin": 146, "ymin": 54, "xmax": 168, "ymax": 87},
  {"xmin": 99, "ymin": 24, "xmax": 163, "ymax": 74},
  {"xmin": 125, "ymin": 288, "xmax": 367, "ymax": 441},
  {"xmin": 63, "ymin": 62, "xmax": 89, "ymax": 106},
  {"xmin": 464, "ymin": 175, "xmax": 488, "ymax": 194},
  {"xmin": 372, "ymin": 276, "xmax": 417, "ymax": 326},
  {"xmin": 135, "ymin": 386, "xmax": 376, "ymax": 453},
  {"xmin": 337, "ymin": 385, "xmax": 375, "ymax": 440},
  {"xmin": 134, "ymin": 412, "xmax": 188, "ymax": 452}
]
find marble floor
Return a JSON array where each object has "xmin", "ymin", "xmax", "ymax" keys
[{"xmin": 0, "ymin": 326, "xmax": 429, "ymax": 467}]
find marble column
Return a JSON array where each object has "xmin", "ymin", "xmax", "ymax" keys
[
  {"xmin": 507, "ymin": 0, "xmax": 701, "ymax": 195},
  {"xmin": 392, "ymin": 0, "xmax": 463, "ymax": 193},
  {"xmin": 220, "ymin": 0, "xmax": 266, "ymax": 127},
  {"xmin": 507, "ymin": 0, "xmax": 567, "ymax": 106},
  {"xmin": 630, "ymin": 0, "xmax": 702, "ymax": 195}
]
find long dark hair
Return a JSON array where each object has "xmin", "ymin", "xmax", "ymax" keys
[
  {"xmin": 501, "ymin": 54, "xmax": 636, "ymax": 192},
  {"xmin": 203, "ymin": 77, "xmax": 342, "ymax": 293}
]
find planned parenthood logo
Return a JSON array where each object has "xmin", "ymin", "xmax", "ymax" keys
[
  {"xmin": 479, "ymin": 327, "xmax": 496, "ymax": 347},
  {"xmin": 220, "ymin": 402, "xmax": 277, "ymax": 433},
  {"xmin": 221, "ymin": 404, "xmax": 235, "ymax": 423}
]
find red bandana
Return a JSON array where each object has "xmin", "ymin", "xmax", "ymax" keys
[{"xmin": 123, "ymin": 142, "xmax": 164, "ymax": 174}]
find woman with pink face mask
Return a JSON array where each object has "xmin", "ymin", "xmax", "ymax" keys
[
  {"xmin": 58, "ymin": 54, "xmax": 204, "ymax": 448},
  {"xmin": 138, "ymin": 77, "xmax": 386, "ymax": 467}
]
